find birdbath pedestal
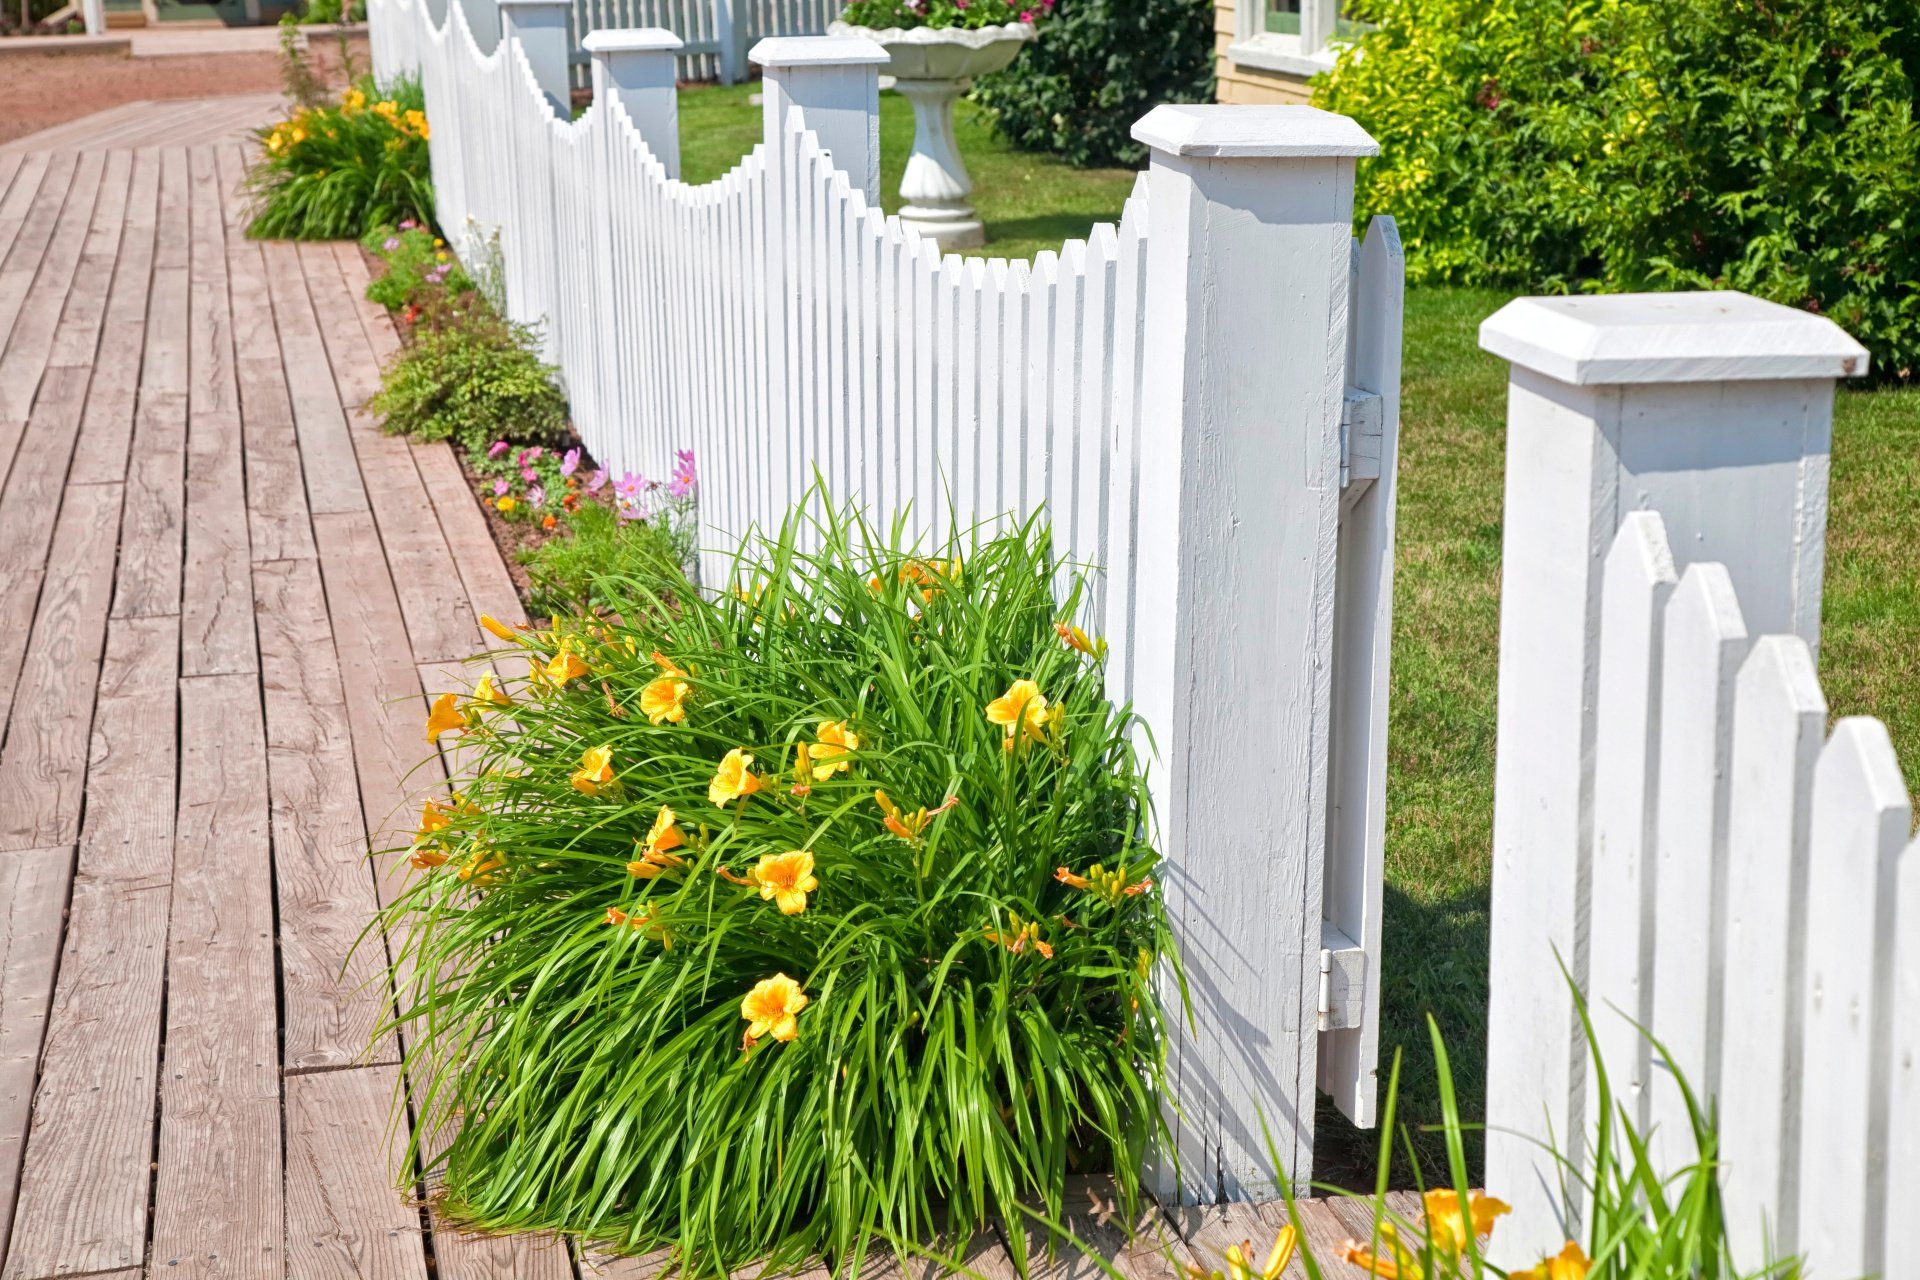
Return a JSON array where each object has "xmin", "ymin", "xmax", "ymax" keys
[{"xmin": 828, "ymin": 20, "xmax": 1035, "ymax": 251}]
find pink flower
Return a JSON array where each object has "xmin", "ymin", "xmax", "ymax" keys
[
  {"xmin": 526, "ymin": 447, "xmax": 543, "ymax": 463},
  {"xmin": 560, "ymin": 447, "xmax": 580, "ymax": 477},
  {"xmin": 383, "ymin": 236, "xmax": 401, "ymax": 252},
  {"xmin": 522, "ymin": 466, "xmax": 538, "ymax": 483},
  {"xmin": 669, "ymin": 448, "xmax": 697, "ymax": 498},
  {"xmin": 1018, "ymin": 8, "xmax": 1033, "ymax": 18},
  {"xmin": 527, "ymin": 484, "xmax": 545, "ymax": 508},
  {"xmin": 614, "ymin": 472, "xmax": 646, "ymax": 503},
  {"xmin": 400, "ymin": 218, "xmax": 418, "ymax": 230},
  {"xmin": 493, "ymin": 478, "xmax": 509, "ymax": 496},
  {"xmin": 954, "ymin": 0, "xmax": 967, "ymax": 9},
  {"xmin": 488, "ymin": 440, "xmax": 509, "ymax": 458},
  {"xmin": 585, "ymin": 468, "xmax": 608, "ymax": 493}
]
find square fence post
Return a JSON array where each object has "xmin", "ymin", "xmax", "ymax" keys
[
  {"xmin": 1129, "ymin": 103, "xmax": 1378, "ymax": 1202},
  {"xmin": 499, "ymin": 0, "xmax": 573, "ymax": 116},
  {"xmin": 585, "ymin": 28, "xmax": 684, "ymax": 178},
  {"xmin": 751, "ymin": 35, "xmax": 887, "ymax": 206},
  {"xmin": 1477, "ymin": 291, "xmax": 1869, "ymax": 1261}
]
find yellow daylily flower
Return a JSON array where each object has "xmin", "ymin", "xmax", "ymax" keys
[
  {"xmin": 425, "ymin": 691, "xmax": 465, "ymax": 741},
  {"xmin": 749, "ymin": 850, "xmax": 817, "ymax": 915},
  {"xmin": 1339, "ymin": 1224, "xmax": 1419, "ymax": 1280},
  {"xmin": 875, "ymin": 790, "xmax": 957, "ymax": 843},
  {"xmin": 417, "ymin": 798, "xmax": 455, "ymax": 842},
  {"xmin": 984, "ymin": 679, "xmax": 1050, "ymax": 746},
  {"xmin": 708, "ymin": 748, "xmax": 763, "ymax": 807},
  {"xmin": 409, "ymin": 846, "xmax": 449, "ymax": 870},
  {"xmin": 1421, "ymin": 1189, "xmax": 1510, "ymax": 1257},
  {"xmin": 457, "ymin": 846, "xmax": 505, "ymax": 886},
  {"xmin": 1511, "ymin": 1242, "xmax": 1592, "ymax": 1280},
  {"xmin": 546, "ymin": 642, "xmax": 590, "ymax": 684},
  {"xmin": 1224, "ymin": 1226, "xmax": 1296, "ymax": 1280},
  {"xmin": 640, "ymin": 675, "xmax": 689, "ymax": 725},
  {"xmin": 471, "ymin": 673, "xmax": 509, "ymax": 706},
  {"xmin": 628, "ymin": 806, "xmax": 688, "ymax": 878},
  {"xmin": 571, "ymin": 744, "xmax": 615, "ymax": 796},
  {"xmin": 808, "ymin": 720, "xmax": 859, "ymax": 780},
  {"xmin": 740, "ymin": 972, "xmax": 808, "ymax": 1044},
  {"xmin": 480, "ymin": 614, "xmax": 523, "ymax": 643}
]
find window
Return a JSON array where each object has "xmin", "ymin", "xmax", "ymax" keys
[{"xmin": 1230, "ymin": 0, "xmax": 1363, "ymax": 75}]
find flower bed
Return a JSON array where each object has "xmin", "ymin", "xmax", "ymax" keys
[{"xmin": 395, "ymin": 501, "xmax": 1170, "ymax": 1272}]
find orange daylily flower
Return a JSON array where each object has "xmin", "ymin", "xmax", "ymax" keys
[
  {"xmin": 417, "ymin": 798, "xmax": 455, "ymax": 843},
  {"xmin": 1054, "ymin": 621, "xmax": 1106, "ymax": 659},
  {"xmin": 628, "ymin": 806, "xmax": 688, "ymax": 878},
  {"xmin": 410, "ymin": 845, "xmax": 450, "ymax": 870},
  {"xmin": 984, "ymin": 912, "xmax": 1053, "ymax": 959},
  {"xmin": 571, "ymin": 744, "xmax": 615, "ymax": 796},
  {"xmin": 651, "ymin": 650, "xmax": 688, "ymax": 677},
  {"xmin": 457, "ymin": 847, "xmax": 505, "ymax": 886},
  {"xmin": 807, "ymin": 720, "xmax": 859, "ymax": 780},
  {"xmin": 425, "ymin": 692, "xmax": 465, "ymax": 741},
  {"xmin": 605, "ymin": 905, "xmax": 673, "ymax": 946},
  {"xmin": 640, "ymin": 675, "xmax": 689, "ymax": 725},
  {"xmin": 740, "ymin": 972, "xmax": 808, "ymax": 1044},
  {"xmin": 875, "ymin": 791, "xmax": 957, "ymax": 842},
  {"xmin": 1511, "ymin": 1242, "xmax": 1592, "ymax": 1280},
  {"xmin": 1421, "ymin": 1189, "xmax": 1510, "ymax": 1256},
  {"xmin": 708, "ymin": 748, "xmax": 763, "ymax": 806},
  {"xmin": 749, "ymin": 850, "xmax": 818, "ymax": 915},
  {"xmin": 546, "ymin": 642, "xmax": 590, "ymax": 684},
  {"xmin": 1055, "ymin": 862, "xmax": 1154, "ymax": 903},
  {"xmin": 480, "ymin": 614, "xmax": 523, "ymax": 643}
]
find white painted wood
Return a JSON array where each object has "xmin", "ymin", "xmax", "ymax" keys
[
  {"xmin": 1646, "ymin": 563, "xmax": 1748, "ymax": 1174},
  {"xmin": 1479, "ymin": 289, "xmax": 1865, "ymax": 1261},
  {"xmin": 1127, "ymin": 104, "xmax": 1374, "ymax": 1201},
  {"xmin": 587, "ymin": 31, "xmax": 682, "ymax": 178},
  {"xmin": 1719, "ymin": 634, "xmax": 1826, "ymax": 1264},
  {"xmin": 1583, "ymin": 512, "xmax": 1677, "ymax": 1138},
  {"xmin": 1796, "ymin": 718, "xmax": 1909, "ymax": 1279},
  {"xmin": 1887, "ymin": 833, "xmax": 1920, "ymax": 1257},
  {"xmin": 1318, "ymin": 214, "xmax": 1402, "ymax": 1128},
  {"xmin": 751, "ymin": 37, "xmax": 886, "ymax": 206}
]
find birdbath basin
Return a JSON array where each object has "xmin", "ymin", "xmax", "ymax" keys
[{"xmin": 828, "ymin": 19, "xmax": 1035, "ymax": 250}]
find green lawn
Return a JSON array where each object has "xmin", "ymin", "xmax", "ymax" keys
[{"xmin": 674, "ymin": 91, "xmax": 1920, "ymax": 1187}]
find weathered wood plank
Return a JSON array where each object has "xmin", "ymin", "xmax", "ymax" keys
[
  {"xmin": 44, "ymin": 148, "xmax": 129, "ymax": 371},
  {"xmin": 300, "ymin": 242, "xmax": 478, "ymax": 663},
  {"xmin": 0, "ymin": 364, "xmax": 89, "ymax": 737},
  {"xmin": 0, "ymin": 151, "xmax": 76, "ymax": 414},
  {"xmin": 67, "ymin": 148, "xmax": 160, "ymax": 488},
  {"xmin": 0, "ymin": 148, "xmax": 103, "ymax": 424},
  {"xmin": 0, "ymin": 611, "xmax": 175, "ymax": 1280},
  {"xmin": 0, "ymin": 845, "xmax": 73, "ymax": 1271},
  {"xmin": 148, "ymin": 670, "xmax": 286, "ymax": 1280},
  {"xmin": 1005, "ymin": 1176, "xmax": 1197, "ymax": 1280},
  {"xmin": 433, "ymin": 1224, "xmax": 580, "ymax": 1280},
  {"xmin": 0, "ymin": 480, "xmax": 125, "ymax": 851},
  {"xmin": 254, "ymin": 555, "xmax": 401, "ymax": 1072},
  {"xmin": 412, "ymin": 441, "xmax": 529, "ymax": 633},
  {"xmin": 284, "ymin": 1064, "xmax": 430, "ymax": 1280},
  {"xmin": 180, "ymin": 146, "xmax": 254, "ymax": 676},
  {"xmin": 261, "ymin": 238, "xmax": 368, "ymax": 517}
]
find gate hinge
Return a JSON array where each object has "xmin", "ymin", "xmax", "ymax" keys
[{"xmin": 1318, "ymin": 920, "xmax": 1368, "ymax": 1033}]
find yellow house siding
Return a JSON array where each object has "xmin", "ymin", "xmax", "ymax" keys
[{"xmin": 1212, "ymin": 0, "xmax": 1317, "ymax": 104}]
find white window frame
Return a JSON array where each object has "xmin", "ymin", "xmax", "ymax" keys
[{"xmin": 1227, "ymin": 0, "xmax": 1342, "ymax": 77}]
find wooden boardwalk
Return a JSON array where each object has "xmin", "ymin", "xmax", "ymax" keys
[{"xmin": 0, "ymin": 104, "xmax": 1408, "ymax": 1280}]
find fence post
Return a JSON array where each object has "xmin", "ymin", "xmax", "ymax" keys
[
  {"xmin": 585, "ymin": 29, "xmax": 684, "ymax": 178},
  {"xmin": 1127, "ymin": 102, "xmax": 1377, "ymax": 1202},
  {"xmin": 456, "ymin": 0, "xmax": 500, "ymax": 54},
  {"xmin": 751, "ymin": 35, "xmax": 888, "ymax": 205},
  {"xmin": 1477, "ymin": 291, "xmax": 1869, "ymax": 1261},
  {"xmin": 499, "ymin": 0, "xmax": 573, "ymax": 116},
  {"xmin": 714, "ymin": 0, "xmax": 742, "ymax": 85}
]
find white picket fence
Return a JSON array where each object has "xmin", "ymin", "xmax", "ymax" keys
[
  {"xmin": 1479, "ymin": 293, "xmax": 1915, "ymax": 1277},
  {"xmin": 381, "ymin": 0, "xmax": 833, "ymax": 82},
  {"xmin": 371, "ymin": 0, "xmax": 1407, "ymax": 1199}
]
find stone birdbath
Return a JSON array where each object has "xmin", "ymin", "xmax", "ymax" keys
[{"xmin": 828, "ymin": 18, "xmax": 1035, "ymax": 250}]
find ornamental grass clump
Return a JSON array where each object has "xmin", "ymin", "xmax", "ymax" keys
[
  {"xmin": 392, "ymin": 498, "xmax": 1171, "ymax": 1274},
  {"xmin": 246, "ymin": 76, "xmax": 434, "ymax": 240}
]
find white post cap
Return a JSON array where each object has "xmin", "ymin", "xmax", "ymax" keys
[
  {"xmin": 582, "ymin": 27, "xmax": 683, "ymax": 52},
  {"xmin": 1480, "ymin": 290, "xmax": 1870, "ymax": 384},
  {"xmin": 496, "ymin": 0, "xmax": 568, "ymax": 9},
  {"xmin": 1132, "ymin": 103, "xmax": 1379, "ymax": 159},
  {"xmin": 749, "ymin": 34, "xmax": 888, "ymax": 67}
]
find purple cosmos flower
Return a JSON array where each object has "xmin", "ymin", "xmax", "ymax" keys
[
  {"xmin": 585, "ymin": 468, "xmax": 608, "ymax": 493},
  {"xmin": 493, "ymin": 478, "xmax": 509, "ymax": 496},
  {"xmin": 383, "ymin": 236, "xmax": 401, "ymax": 252},
  {"xmin": 488, "ymin": 440, "xmax": 510, "ymax": 459},
  {"xmin": 669, "ymin": 448, "xmax": 697, "ymax": 498},
  {"xmin": 560, "ymin": 447, "xmax": 580, "ymax": 477},
  {"xmin": 613, "ymin": 471, "xmax": 646, "ymax": 503}
]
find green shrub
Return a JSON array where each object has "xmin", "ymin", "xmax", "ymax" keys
[
  {"xmin": 518, "ymin": 462, "xmax": 699, "ymax": 615},
  {"xmin": 391, "ymin": 497, "xmax": 1169, "ymax": 1274},
  {"xmin": 297, "ymin": 0, "xmax": 366, "ymax": 22},
  {"xmin": 245, "ymin": 75, "xmax": 434, "ymax": 240},
  {"xmin": 971, "ymin": 0, "xmax": 1214, "ymax": 168},
  {"xmin": 362, "ymin": 222, "xmax": 472, "ymax": 312},
  {"xmin": 840, "ymin": 0, "xmax": 1031, "ymax": 30},
  {"xmin": 368, "ymin": 294, "xmax": 569, "ymax": 452},
  {"xmin": 1317, "ymin": 0, "xmax": 1920, "ymax": 378}
]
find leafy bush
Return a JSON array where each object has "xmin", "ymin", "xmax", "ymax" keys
[
  {"xmin": 393, "ymin": 498, "xmax": 1169, "ymax": 1273},
  {"xmin": 519, "ymin": 499, "xmax": 688, "ymax": 617},
  {"xmin": 362, "ymin": 222, "xmax": 472, "ymax": 313},
  {"xmin": 297, "ymin": 0, "xmax": 366, "ymax": 22},
  {"xmin": 367, "ymin": 293, "xmax": 569, "ymax": 452},
  {"xmin": 971, "ymin": 0, "xmax": 1213, "ymax": 168},
  {"xmin": 839, "ymin": 0, "xmax": 1038, "ymax": 30},
  {"xmin": 1317, "ymin": 0, "xmax": 1920, "ymax": 378},
  {"xmin": 246, "ymin": 76, "xmax": 434, "ymax": 240}
]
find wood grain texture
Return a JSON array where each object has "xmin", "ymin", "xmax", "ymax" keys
[
  {"xmin": 0, "ymin": 480, "xmax": 125, "ymax": 851},
  {"xmin": 0, "ymin": 150, "xmax": 97, "ymax": 423},
  {"xmin": 149, "ymin": 671, "xmax": 286, "ymax": 1280},
  {"xmin": 254, "ymin": 556, "xmax": 401, "ymax": 1072},
  {"xmin": 284, "ymin": 1065, "xmax": 429, "ymax": 1280},
  {"xmin": 66, "ymin": 148, "xmax": 159, "ymax": 488},
  {"xmin": 0, "ymin": 845, "xmax": 73, "ymax": 1272},
  {"xmin": 261, "ymin": 238, "xmax": 369, "ymax": 518},
  {"xmin": 0, "ymin": 611, "xmax": 174, "ymax": 1280},
  {"xmin": 0, "ymin": 365, "xmax": 90, "ymax": 737},
  {"xmin": 1005, "ymin": 1176, "xmax": 1197, "ymax": 1280}
]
